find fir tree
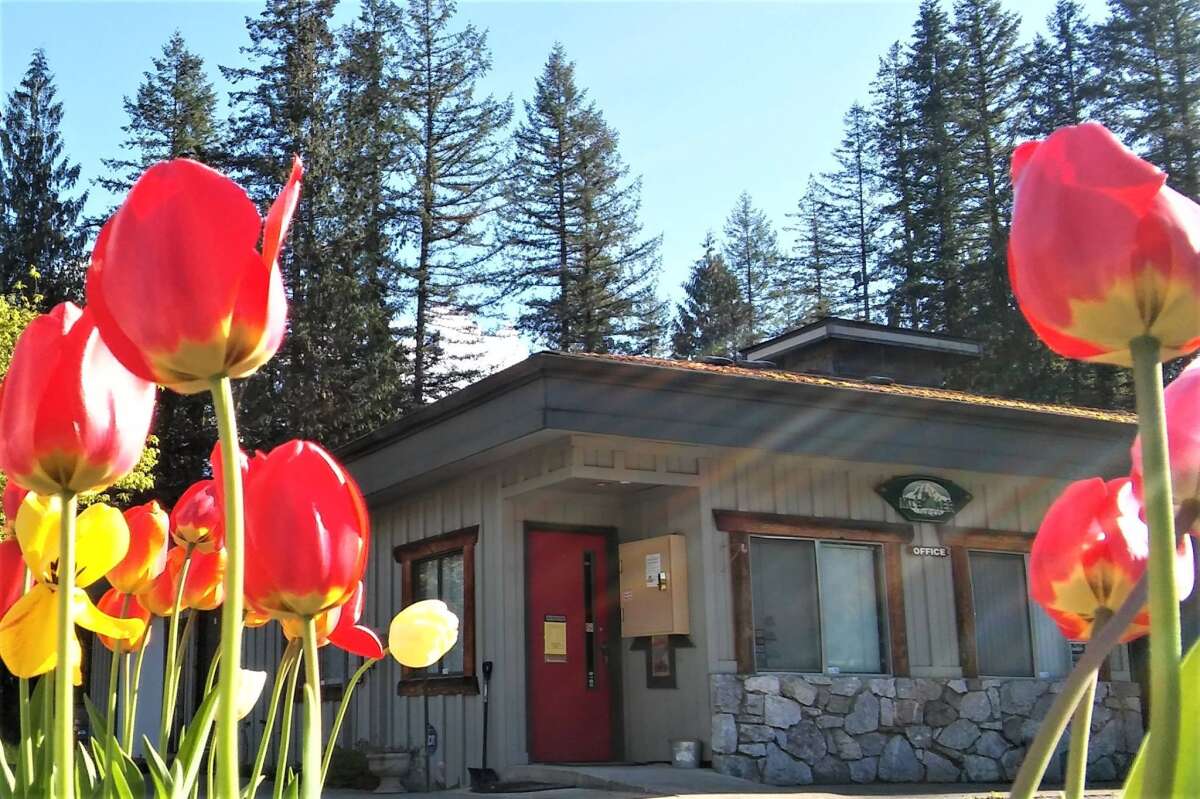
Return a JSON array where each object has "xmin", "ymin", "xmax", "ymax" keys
[
  {"xmin": 671, "ymin": 233, "xmax": 746, "ymax": 358},
  {"xmin": 823, "ymin": 103, "xmax": 882, "ymax": 322},
  {"xmin": 1096, "ymin": 0, "xmax": 1200, "ymax": 199},
  {"xmin": 503, "ymin": 45, "xmax": 662, "ymax": 353},
  {"xmin": 784, "ymin": 177, "xmax": 844, "ymax": 325},
  {"xmin": 224, "ymin": 0, "xmax": 403, "ymax": 448},
  {"xmin": 722, "ymin": 191, "xmax": 781, "ymax": 341},
  {"xmin": 870, "ymin": 43, "xmax": 921, "ymax": 326},
  {"xmin": 99, "ymin": 32, "xmax": 220, "ymax": 196},
  {"xmin": 903, "ymin": 0, "xmax": 966, "ymax": 334},
  {"xmin": 0, "ymin": 50, "xmax": 88, "ymax": 305},
  {"xmin": 1024, "ymin": 0, "xmax": 1103, "ymax": 135},
  {"xmin": 398, "ymin": 0, "xmax": 513, "ymax": 403}
]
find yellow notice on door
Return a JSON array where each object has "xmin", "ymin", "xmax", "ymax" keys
[{"xmin": 544, "ymin": 614, "xmax": 567, "ymax": 662}]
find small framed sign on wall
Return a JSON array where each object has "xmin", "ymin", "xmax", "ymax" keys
[{"xmin": 877, "ymin": 475, "xmax": 973, "ymax": 524}]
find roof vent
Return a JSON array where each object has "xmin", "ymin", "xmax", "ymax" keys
[
  {"xmin": 737, "ymin": 359, "xmax": 777, "ymax": 369},
  {"xmin": 697, "ymin": 355, "xmax": 734, "ymax": 366},
  {"xmin": 865, "ymin": 375, "xmax": 896, "ymax": 385}
]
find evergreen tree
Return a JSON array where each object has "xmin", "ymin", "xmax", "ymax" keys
[
  {"xmin": 784, "ymin": 177, "xmax": 844, "ymax": 325},
  {"xmin": 903, "ymin": 0, "xmax": 966, "ymax": 334},
  {"xmin": 398, "ymin": 0, "xmax": 513, "ymax": 403},
  {"xmin": 870, "ymin": 43, "xmax": 921, "ymax": 326},
  {"xmin": 1096, "ymin": 0, "xmax": 1200, "ymax": 199},
  {"xmin": 99, "ymin": 32, "xmax": 220, "ymax": 196},
  {"xmin": 671, "ymin": 233, "xmax": 746, "ymax": 359},
  {"xmin": 503, "ymin": 45, "xmax": 662, "ymax": 353},
  {"xmin": 224, "ymin": 0, "xmax": 404, "ymax": 448},
  {"xmin": 0, "ymin": 50, "xmax": 87, "ymax": 305},
  {"xmin": 722, "ymin": 191, "xmax": 781, "ymax": 340},
  {"xmin": 99, "ymin": 34, "xmax": 222, "ymax": 500},
  {"xmin": 1024, "ymin": 0, "xmax": 1103, "ymax": 135},
  {"xmin": 823, "ymin": 103, "xmax": 882, "ymax": 321}
]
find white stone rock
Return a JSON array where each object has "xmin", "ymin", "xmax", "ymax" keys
[
  {"xmin": 764, "ymin": 695, "xmax": 804, "ymax": 729},
  {"xmin": 744, "ymin": 675, "xmax": 780, "ymax": 694},
  {"xmin": 711, "ymin": 713, "xmax": 737, "ymax": 754}
]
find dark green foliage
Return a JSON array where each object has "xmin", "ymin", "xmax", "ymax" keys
[
  {"xmin": 1023, "ymin": 0, "xmax": 1104, "ymax": 135},
  {"xmin": 1096, "ymin": 0, "xmax": 1200, "ymax": 199},
  {"xmin": 398, "ymin": 0, "xmax": 513, "ymax": 403},
  {"xmin": 99, "ymin": 31, "xmax": 220, "ymax": 197},
  {"xmin": 783, "ymin": 177, "xmax": 843, "ymax": 325},
  {"xmin": 671, "ymin": 232, "xmax": 747, "ymax": 359},
  {"xmin": 823, "ymin": 103, "xmax": 883, "ymax": 322},
  {"xmin": 722, "ymin": 191, "xmax": 781, "ymax": 341},
  {"xmin": 503, "ymin": 45, "xmax": 662, "ymax": 353},
  {"xmin": 0, "ymin": 50, "xmax": 88, "ymax": 305},
  {"xmin": 223, "ymin": 0, "xmax": 407, "ymax": 450}
]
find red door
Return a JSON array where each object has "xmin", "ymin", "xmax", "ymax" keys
[{"xmin": 527, "ymin": 529, "xmax": 615, "ymax": 762}]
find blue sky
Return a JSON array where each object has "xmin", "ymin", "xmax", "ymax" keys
[{"xmin": 3, "ymin": 0, "xmax": 1106, "ymax": 312}]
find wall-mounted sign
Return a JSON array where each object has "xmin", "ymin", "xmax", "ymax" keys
[
  {"xmin": 877, "ymin": 475, "xmax": 972, "ymax": 524},
  {"xmin": 911, "ymin": 545, "xmax": 949, "ymax": 558},
  {"xmin": 544, "ymin": 614, "xmax": 567, "ymax": 662}
]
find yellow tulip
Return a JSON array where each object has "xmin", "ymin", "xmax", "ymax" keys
[
  {"xmin": 388, "ymin": 599, "xmax": 459, "ymax": 668},
  {"xmin": 0, "ymin": 493, "xmax": 143, "ymax": 682}
]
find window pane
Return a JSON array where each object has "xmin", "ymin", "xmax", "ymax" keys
[
  {"xmin": 818, "ymin": 543, "xmax": 884, "ymax": 673},
  {"xmin": 970, "ymin": 551, "xmax": 1034, "ymax": 677},
  {"xmin": 750, "ymin": 538, "xmax": 820, "ymax": 672},
  {"xmin": 413, "ymin": 552, "xmax": 465, "ymax": 675},
  {"xmin": 414, "ymin": 558, "xmax": 439, "ymax": 602}
]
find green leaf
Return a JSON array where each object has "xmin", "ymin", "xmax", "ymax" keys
[
  {"xmin": 1123, "ymin": 637, "xmax": 1200, "ymax": 796},
  {"xmin": 75, "ymin": 742, "xmax": 98, "ymax": 798},
  {"xmin": 141, "ymin": 736, "xmax": 172, "ymax": 798},
  {"xmin": 169, "ymin": 689, "xmax": 219, "ymax": 799},
  {"xmin": 0, "ymin": 745, "xmax": 16, "ymax": 798}
]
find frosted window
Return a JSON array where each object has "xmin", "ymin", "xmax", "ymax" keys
[
  {"xmin": 751, "ymin": 538, "xmax": 820, "ymax": 671},
  {"xmin": 970, "ymin": 551, "xmax": 1035, "ymax": 677},
  {"xmin": 819, "ymin": 544, "xmax": 885, "ymax": 673}
]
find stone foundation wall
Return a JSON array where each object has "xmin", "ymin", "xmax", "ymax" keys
[{"xmin": 710, "ymin": 674, "xmax": 1142, "ymax": 785}]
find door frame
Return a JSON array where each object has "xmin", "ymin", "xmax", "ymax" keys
[{"xmin": 523, "ymin": 521, "xmax": 625, "ymax": 763}]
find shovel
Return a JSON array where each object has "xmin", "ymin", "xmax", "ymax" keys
[{"xmin": 469, "ymin": 660, "xmax": 500, "ymax": 792}]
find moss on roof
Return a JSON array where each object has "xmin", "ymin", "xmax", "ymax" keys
[{"xmin": 568, "ymin": 352, "xmax": 1136, "ymax": 425}]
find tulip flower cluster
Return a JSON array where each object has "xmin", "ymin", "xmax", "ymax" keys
[
  {"xmin": 0, "ymin": 157, "xmax": 459, "ymax": 799},
  {"xmin": 1009, "ymin": 123, "xmax": 1200, "ymax": 799}
]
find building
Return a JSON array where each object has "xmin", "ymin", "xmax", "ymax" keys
[{"xmin": 246, "ymin": 318, "xmax": 1148, "ymax": 787}]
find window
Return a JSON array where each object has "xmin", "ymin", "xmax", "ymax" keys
[
  {"xmin": 392, "ymin": 525, "xmax": 478, "ymax": 695},
  {"xmin": 750, "ymin": 537, "xmax": 888, "ymax": 674},
  {"xmin": 714, "ymin": 510, "xmax": 911, "ymax": 676}
]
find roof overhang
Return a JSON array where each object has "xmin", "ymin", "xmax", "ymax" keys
[
  {"xmin": 338, "ymin": 352, "xmax": 1132, "ymax": 501},
  {"xmin": 741, "ymin": 318, "xmax": 984, "ymax": 362}
]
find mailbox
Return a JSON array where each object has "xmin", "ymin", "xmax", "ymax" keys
[{"xmin": 619, "ymin": 534, "xmax": 689, "ymax": 637}]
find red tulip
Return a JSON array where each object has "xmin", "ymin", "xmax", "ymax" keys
[
  {"xmin": 95, "ymin": 589, "xmax": 152, "ymax": 652},
  {"xmin": 1030, "ymin": 477, "xmax": 1194, "ymax": 641},
  {"xmin": 1132, "ymin": 360, "xmax": 1200, "ymax": 523},
  {"xmin": 171, "ymin": 479, "xmax": 224, "ymax": 552},
  {"xmin": 278, "ymin": 585, "xmax": 381, "ymax": 659},
  {"xmin": 0, "ymin": 303, "xmax": 155, "ymax": 495},
  {"xmin": 243, "ymin": 441, "xmax": 369, "ymax": 619},
  {"xmin": 1009, "ymin": 123, "xmax": 1200, "ymax": 365},
  {"xmin": 87, "ymin": 157, "xmax": 302, "ymax": 393},
  {"xmin": 0, "ymin": 538, "xmax": 23, "ymax": 620},
  {"xmin": 3, "ymin": 482, "xmax": 27, "ymax": 536},
  {"xmin": 138, "ymin": 546, "xmax": 225, "ymax": 616},
  {"xmin": 108, "ymin": 501, "xmax": 169, "ymax": 595}
]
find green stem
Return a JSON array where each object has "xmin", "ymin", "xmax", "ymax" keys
[
  {"xmin": 1131, "ymin": 335, "xmax": 1182, "ymax": 799},
  {"xmin": 273, "ymin": 640, "xmax": 303, "ymax": 799},
  {"xmin": 159, "ymin": 548, "xmax": 193, "ymax": 751},
  {"xmin": 201, "ymin": 649, "xmax": 222, "ymax": 799},
  {"xmin": 123, "ymin": 630, "xmax": 149, "ymax": 751},
  {"xmin": 53, "ymin": 491, "xmax": 77, "ymax": 799},
  {"xmin": 18, "ymin": 565, "xmax": 32, "ymax": 786},
  {"xmin": 321, "ymin": 656, "xmax": 380, "ymax": 783},
  {"xmin": 1064, "ymin": 608, "xmax": 1112, "ymax": 799},
  {"xmin": 299, "ymin": 618, "xmax": 322, "ymax": 799},
  {"xmin": 211, "ymin": 375, "xmax": 246, "ymax": 798},
  {"xmin": 248, "ymin": 640, "xmax": 301, "ymax": 799},
  {"xmin": 103, "ymin": 630, "xmax": 122, "ymax": 795},
  {"xmin": 120, "ymin": 651, "xmax": 131, "ymax": 753}
]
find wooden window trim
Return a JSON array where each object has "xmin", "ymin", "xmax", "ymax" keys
[
  {"xmin": 717, "ymin": 510, "xmax": 911, "ymax": 677},
  {"xmin": 393, "ymin": 525, "xmax": 479, "ymax": 696}
]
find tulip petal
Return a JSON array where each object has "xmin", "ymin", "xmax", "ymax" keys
[
  {"xmin": 14, "ymin": 492, "xmax": 61, "ymax": 580},
  {"xmin": 235, "ymin": 669, "xmax": 268, "ymax": 720},
  {"xmin": 0, "ymin": 538, "xmax": 24, "ymax": 619},
  {"xmin": 388, "ymin": 599, "xmax": 459, "ymax": 668},
  {"xmin": 261, "ymin": 157, "xmax": 303, "ymax": 270},
  {"xmin": 329, "ymin": 623, "xmax": 385, "ymax": 660},
  {"xmin": 75, "ymin": 502, "xmax": 130, "ymax": 587},
  {"xmin": 74, "ymin": 588, "xmax": 145, "ymax": 644},
  {"xmin": 0, "ymin": 584, "xmax": 58, "ymax": 678}
]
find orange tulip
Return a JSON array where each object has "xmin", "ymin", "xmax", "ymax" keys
[
  {"xmin": 170, "ymin": 479, "xmax": 223, "ymax": 552},
  {"xmin": 0, "ymin": 303, "xmax": 155, "ymax": 495},
  {"xmin": 95, "ymin": 589, "xmax": 152, "ymax": 652},
  {"xmin": 108, "ymin": 501, "xmax": 169, "ymax": 594},
  {"xmin": 138, "ymin": 546, "xmax": 225, "ymax": 616},
  {"xmin": 1030, "ymin": 477, "xmax": 1194, "ymax": 641},
  {"xmin": 87, "ymin": 158, "xmax": 301, "ymax": 393}
]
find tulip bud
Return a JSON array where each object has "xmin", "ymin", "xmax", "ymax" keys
[
  {"xmin": 1030, "ymin": 477, "xmax": 1194, "ymax": 641},
  {"xmin": 0, "ymin": 303, "xmax": 155, "ymax": 495},
  {"xmin": 96, "ymin": 589, "xmax": 152, "ymax": 652},
  {"xmin": 1132, "ymin": 360, "xmax": 1200, "ymax": 523},
  {"xmin": 108, "ymin": 501, "xmax": 169, "ymax": 594},
  {"xmin": 87, "ymin": 158, "xmax": 302, "ymax": 393},
  {"xmin": 1009, "ymin": 123, "xmax": 1200, "ymax": 365},
  {"xmin": 171, "ymin": 480, "xmax": 224, "ymax": 552},
  {"xmin": 389, "ymin": 600, "xmax": 459, "ymax": 668}
]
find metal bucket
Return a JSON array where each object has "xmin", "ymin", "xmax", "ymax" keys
[{"xmin": 670, "ymin": 739, "xmax": 701, "ymax": 769}]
